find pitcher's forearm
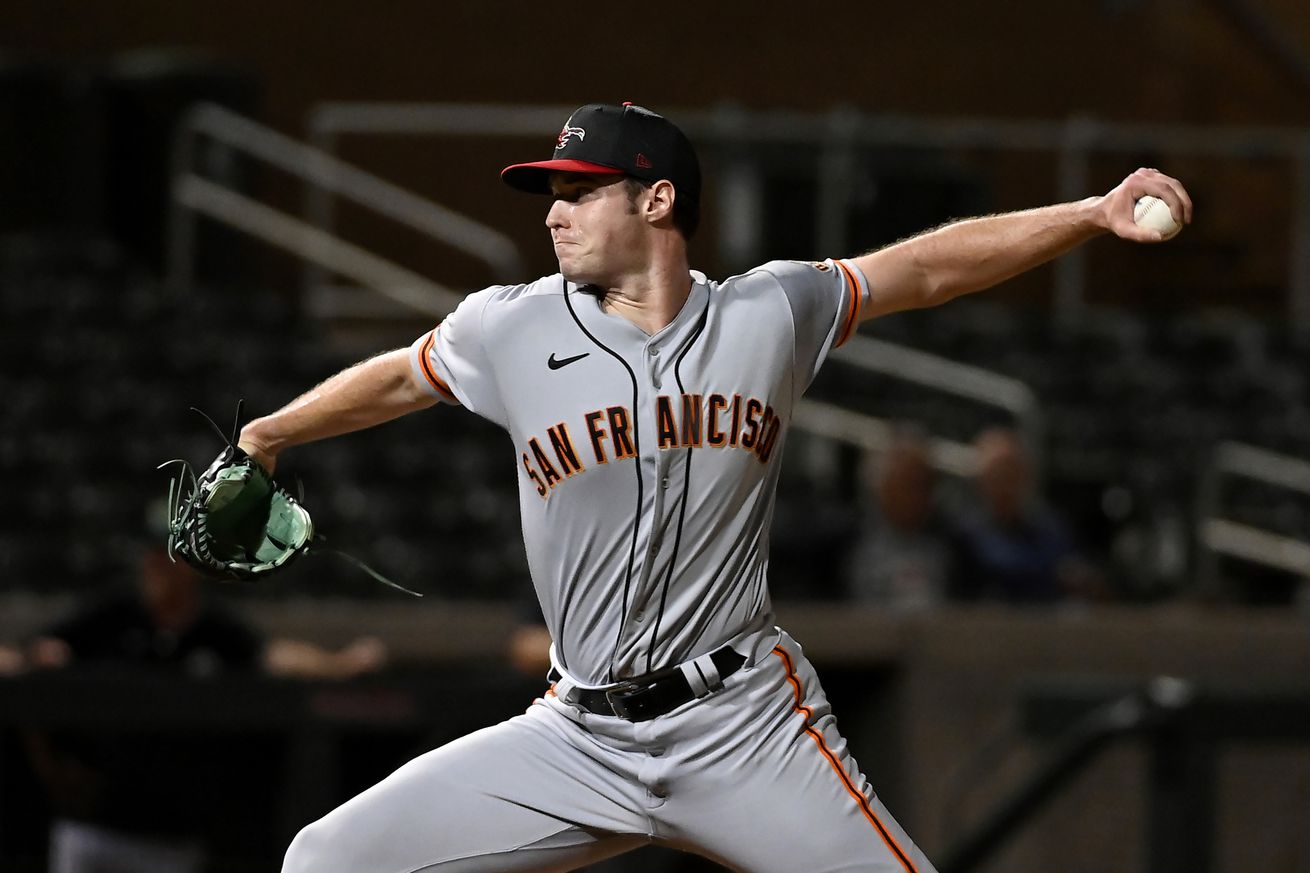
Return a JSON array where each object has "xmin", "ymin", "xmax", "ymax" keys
[
  {"xmin": 852, "ymin": 168, "xmax": 1192, "ymax": 321},
  {"xmin": 238, "ymin": 350, "xmax": 437, "ymax": 464},
  {"xmin": 907, "ymin": 198, "xmax": 1104, "ymax": 303},
  {"xmin": 854, "ymin": 198, "xmax": 1107, "ymax": 318}
]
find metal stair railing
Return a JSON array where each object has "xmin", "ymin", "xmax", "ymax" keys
[
  {"xmin": 166, "ymin": 102, "xmax": 523, "ymax": 317},
  {"xmin": 958, "ymin": 678, "xmax": 1310, "ymax": 873},
  {"xmin": 830, "ymin": 335, "xmax": 1042, "ymax": 478},
  {"xmin": 1195, "ymin": 440, "xmax": 1310, "ymax": 597},
  {"xmin": 794, "ymin": 398, "xmax": 978, "ymax": 478},
  {"xmin": 306, "ymin": 102, "xmax": 1310, "ymax": 340}
]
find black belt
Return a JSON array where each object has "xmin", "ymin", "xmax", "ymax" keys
[{"xmin": 550, "ymin": 646, "xmax": 746, "ymax": 722}]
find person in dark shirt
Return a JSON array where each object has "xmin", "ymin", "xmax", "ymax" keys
[
  {"xmin": 31, "ymin": 548, "xmax": 263, "ymax": 676},
  {"xmin": 953, "ymin": 427, "xmax": 1099, "ymax": 603},
  {"xmin": 24, "ymin": 542, "xmax": 385, "ymax": 873}
]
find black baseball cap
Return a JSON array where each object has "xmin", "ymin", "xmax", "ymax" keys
[{"xmin": 501, "ymin": 102, "xmax": 701, "ymax": 207}]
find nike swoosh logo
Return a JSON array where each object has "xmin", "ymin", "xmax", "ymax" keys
[{"xmin": 547, "ymin": 352, "xmax": 590, "ymax": 370}]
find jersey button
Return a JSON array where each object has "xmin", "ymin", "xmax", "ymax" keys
[
  {"xmin": 648, "ymin": 347, "xmax": 659, "ymax": 357},
  {"xmin": 661, "ymin": 476, "xmax": 670, "ymax": 490},
  {"xmin": 634, "ymin": 610, "xmax": 645, "ymax": 622}
]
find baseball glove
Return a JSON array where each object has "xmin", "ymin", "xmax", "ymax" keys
[
  {"xmin": 160, "ymin": 404, "xmax": 419, "ymax": 595},
  {"xmin": 162, "ymin": 441, "xmax": 312, "ymax": 580}
]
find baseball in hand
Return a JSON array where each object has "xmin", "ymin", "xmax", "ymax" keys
[{"xmin": 1133, "ymin": 195, "xmax": 1182, "ymax": 240}]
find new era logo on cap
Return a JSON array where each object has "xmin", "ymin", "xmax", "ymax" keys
[{"xmin": 501, "ymin": 102, "xmax": 700, "ymax": 206}]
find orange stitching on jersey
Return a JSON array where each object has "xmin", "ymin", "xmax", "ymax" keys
[
  {"xmin": 834, "ymin": 260, "xmax": 862, "ymax": 348},
  {"xmin": 771, "ymin": 646, "xmax": 918, "ymax": 873},
  {"xmin": 846, "ymin": 260, "xmax": 865, "ymax": 327},
  {"xmin": 419, "ymin": 329, "xmax": 459, "ymax": 404}
]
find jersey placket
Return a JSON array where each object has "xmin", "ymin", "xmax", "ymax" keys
[
  {"xmin": 617, "ymin": 332, "xmax": 693, "ymax": 678},
  {"xmin": 614, "ymin": 338, "xmax": 666, "ymax": 676},
  {"xmin": 562, "ymin": 280, "xmax": 710, "ymax": 682}
]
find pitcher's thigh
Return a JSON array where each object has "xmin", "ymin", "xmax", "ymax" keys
[
  {"xmin": 674, "ymin": 646, "xmax": 937, "ymax": 873},
  {"xmin": 283, "ymin": 705, "xmax": 649, "ymax": 873},
  {"xmin": 686, "ymin": 714, "xmax": 934, "ymax": 873}
]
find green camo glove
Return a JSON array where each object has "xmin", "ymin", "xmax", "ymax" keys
[
  {"xmin": 161, "ymin": 405, "xmax": 419, "ymax": 596},
  {"xmin": 166, "ymin": 443, "xmax": 313, "ymax": 580}
]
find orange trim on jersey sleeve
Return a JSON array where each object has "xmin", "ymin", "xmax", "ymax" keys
[
  {"xmin": 771, "ymin": 646, "xmax": 919, "ymax": 873},
  {"xmin": 833, "ymin": 260, "xmax": 864, "ymax": 348},
  {"xmin": 418, "ymin": 329, "xmax": 460, "ymax": 404}
]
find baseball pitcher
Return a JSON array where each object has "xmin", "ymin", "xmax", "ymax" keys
[{"xmin": 228, "ymin": 102, "xmax": 1190, "ymax": 872}]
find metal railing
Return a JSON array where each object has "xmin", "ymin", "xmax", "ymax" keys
[
  {"xmin": 306, "ymin": 102, "xmax": 1310, "ymax": 338},
  {"xmin": 830, "ymin": 335, "xmax": 1041, "ymax": 478},
  {"xmin": 166, "ymin": 102, "xmax": 523, "ymax": 315},
  {"xmin": 948, "ymin": 677, "xmax": 1310, "ymax": 873},
  {"xmin": 1195, "ymin": 440, "xmax": 1310, "ymax": 595},
  {"xmin": 794, "ymin": 398, "xmax": 978, "ymax": 478}
]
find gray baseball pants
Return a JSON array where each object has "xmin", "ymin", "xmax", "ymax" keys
[{"xmin": 282, "ymin": 630, "xmax": 936, "ymax": 873}]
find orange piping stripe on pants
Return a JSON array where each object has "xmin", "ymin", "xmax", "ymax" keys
[{"xmin": 770, "ymin": 646, "xmax": 918, "ymax": 873}]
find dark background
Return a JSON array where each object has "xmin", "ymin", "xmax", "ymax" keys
[{"xmin": 3, "ymin": 2, "xmax": 1310, "ymax": 871}]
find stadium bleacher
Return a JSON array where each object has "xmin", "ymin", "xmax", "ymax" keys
[{"xmin": 4, "ymin": 241, "xmax": 1305, "ymax": 605}]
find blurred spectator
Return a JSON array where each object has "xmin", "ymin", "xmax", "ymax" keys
[
  {"xmin": 27, "ymin": 548, "xmax": 263, "ymax": 678},
  {"xmin": 0, "ymin": 644, "xmax": 22, "ymax": 676},
  {"xmin": 506, "ymin": 622, "xmax": 553, "ymax": 679},
  {"xmin": 23, "ymin": 538, "xmax": 387, "ymax": 873},
  {"xmin": 843, "ymin": 429, "xmax": 960, "ymax": 611},
  {"xmin": 953, "ymin": 426, "xmax": 1101, "ymax": 603},
  {"xmin": 26, "ymin": 547, "xmax": 387, "ymax": 679},
  {"xmin": 502, "ymin": 589, "xmax": 555, "ymax": 681}
]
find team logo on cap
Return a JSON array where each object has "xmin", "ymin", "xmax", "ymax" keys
[{"xmin": 556, "ymin": 126, "xmax": 586, "ymax": 150}]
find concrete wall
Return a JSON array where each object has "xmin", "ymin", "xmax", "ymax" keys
[
  {"xmin": 6, "ymin": 1, "xmax": 1309, "ymax": 305},
  {"xmin": 5, "ymin": 596, "xmax": 1309, "ymax": 870},
  {"xmin": 6, "ymin": 0, "xmax": 1310, "ymax": 128}
]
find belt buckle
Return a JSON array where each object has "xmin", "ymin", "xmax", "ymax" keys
[{"xmin": 605, "ymin": 679, "xmax": 655, "ymax": 721}]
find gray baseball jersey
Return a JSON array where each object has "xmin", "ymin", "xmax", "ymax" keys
[
  {"xmin": 408, "ymin": 258, "xmax": 865, "ymax": 685},
  {"xmin": 282, "ymin": 258, "xmax": 939, "ymax": 873}
]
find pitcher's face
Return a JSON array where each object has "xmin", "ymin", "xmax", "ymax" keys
[{"xmin": 546, "ymin": 174, "xmax": 649, "ymax": 286}]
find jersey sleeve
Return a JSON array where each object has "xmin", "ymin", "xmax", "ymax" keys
[
  {"xmin": 408, "ymin": 288, "xmax": 509, "ymax": 428},
  {"xmin": 759, "ymin": 258, "xmax": 871, "ymax": 393}
]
